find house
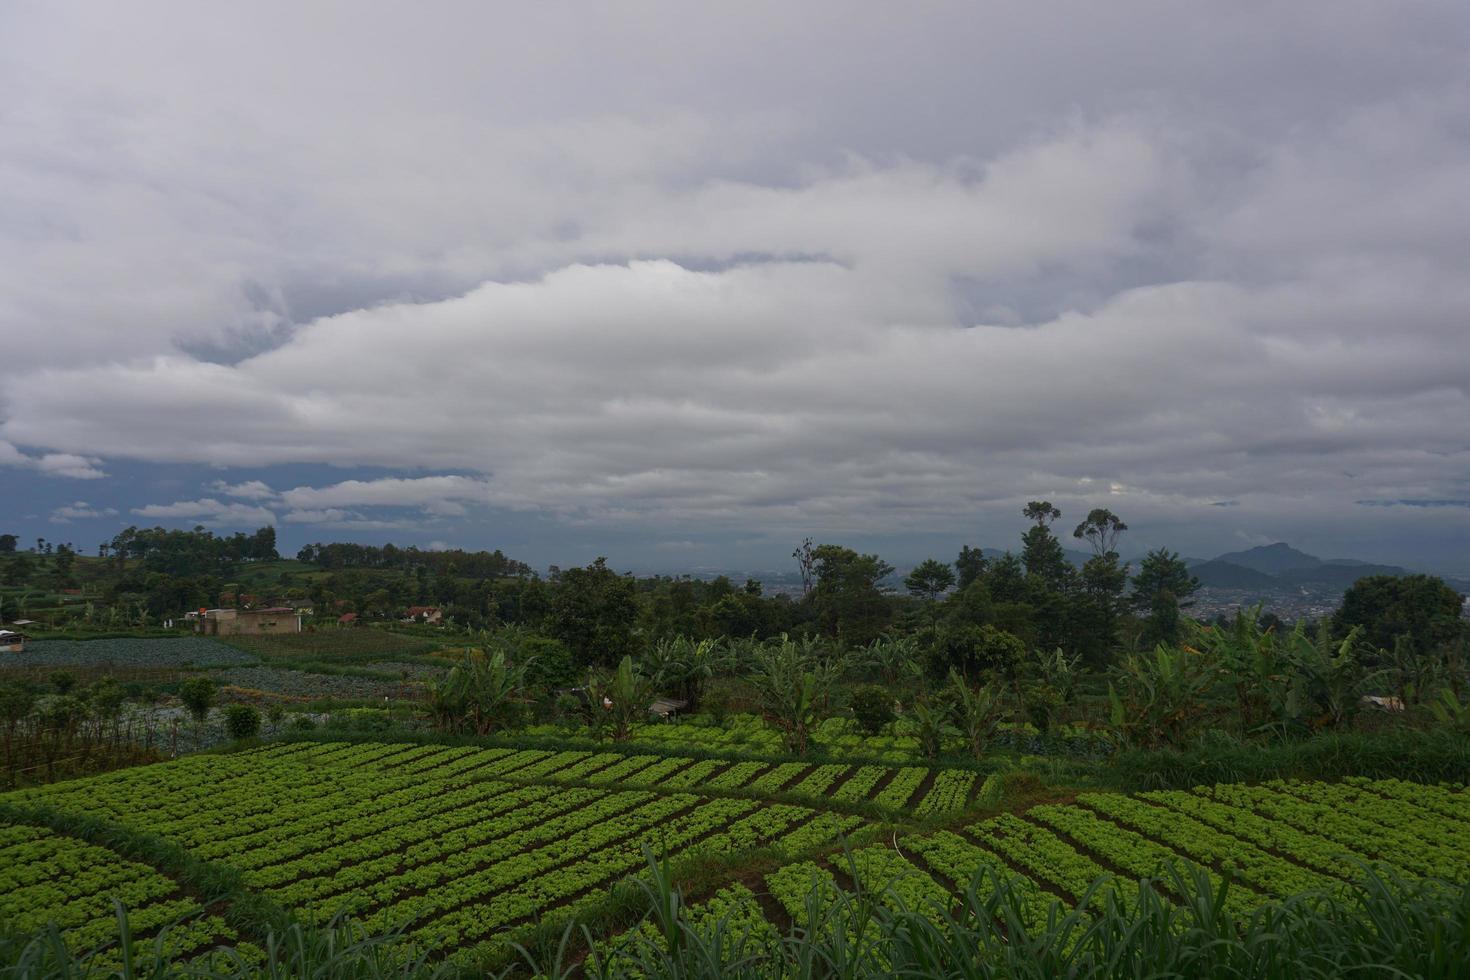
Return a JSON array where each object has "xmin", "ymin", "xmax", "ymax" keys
[
  {"xmin": 337, "ymin": 612, "xmax": 358, "ymax": 626},
  {"xmin": 0, "ymin": 630, "xmax": 26, "ymax": 653},
  {"xmin": 403, "ymin": 606, "xmax": 442, "ymax": 624},
  {"xmin": 195, "ymin": 607, "xmax": 301, "ymax": 636}
]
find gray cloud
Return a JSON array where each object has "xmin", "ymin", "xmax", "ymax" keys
[{"xmin": 2, "ymin": 2, "xmax": 1468, "ymax": 566}]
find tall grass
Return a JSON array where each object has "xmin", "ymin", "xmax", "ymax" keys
[{"xmin": 1110, "ymin": 727, "xmax": 1470, "ymax": 790}]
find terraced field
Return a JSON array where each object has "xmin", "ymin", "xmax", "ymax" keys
[
  {"xmin": 0, "ymin": 823, "xmax": 259, "ymax": 970},
  {"xmin": 3, "ymin": 739, "xmax": 1466, "ymax": 971},
  {"xmin": 750, "ymin": 776, "xmax": 1470, "ymax": 934}
]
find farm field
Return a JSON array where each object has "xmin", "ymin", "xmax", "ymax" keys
[
  {"xmin": 3, "ymin": 737, "xmax": 1468, "ymax": 973},
  {"xmin": 2, "ymin": 638, "xmax": 259, "ymax": 670}
]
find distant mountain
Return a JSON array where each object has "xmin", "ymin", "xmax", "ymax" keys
[
  {"xmin": 1200, "ymin": 543, "xmax": 1470, "ymax": 594},
  {"xmin": 1190, "ymin": 559, "xmax": 1282, "ymax": 590},
  {"xmin": 1212, "ymin": 542, "xmax": 1322, "ymax": 575}
]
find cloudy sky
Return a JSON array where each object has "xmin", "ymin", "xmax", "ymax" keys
[{"xmin": 3, "ymin": 1, "xmax": 1469, "ymax": 575}]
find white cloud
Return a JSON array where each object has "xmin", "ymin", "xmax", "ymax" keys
[
  {"xmin": 0, "ymin": 441, "xmax": 106, "ymax": 480},
  {"xmin": 208, "ymin": 479, "xmax": 277, "ymax": 500},
  {"xmin": 132, "ymin": 498, "xmax": 276, "ymax": 527},
  {"xmin": 281, "ymin": 509, "xmax": 423, "ymax": 531},
  {"xmin": 281, "ymin": 508, "xmax": 351, "ymax": 524},
  {"xmin": 278, "ymin": 476, "xmax": 491, "ymax": 510},
  {"xmin": 49, "ymin": 501, "xmax": 118, "ymax": 523}
]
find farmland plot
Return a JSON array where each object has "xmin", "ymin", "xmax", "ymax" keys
[{"xmin": 1, "ymin": 742, "xmax": 875, "ymax": 965}]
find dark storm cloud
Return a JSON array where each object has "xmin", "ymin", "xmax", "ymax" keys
[{"xmin": 1, "ymin": 1, "xmax": 1468, "ymax": 570}]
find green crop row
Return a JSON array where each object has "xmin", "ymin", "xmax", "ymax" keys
[{"xmin": 0, "ymin": 822, "xmax": 233, "ymax": 962}]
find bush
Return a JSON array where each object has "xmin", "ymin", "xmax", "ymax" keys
[
  {"xmin": 847, "ymin": 685, "xmax": 896, "ymax": 735},
  {"xmin": 1022, "ymin": 682, "xmax": 1064, "ymax": 733},
  {"xmin": 518, "ymin": 635, "xmax": 578, "ymax": 691},
  {"xmin": 223, "ymin": 703, "xmax": 261, "ymax": 740}
]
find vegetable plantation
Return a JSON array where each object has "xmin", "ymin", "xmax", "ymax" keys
[{"xmin": 3, "ymin": 735, "xmax": 1468, "ymax": 976}]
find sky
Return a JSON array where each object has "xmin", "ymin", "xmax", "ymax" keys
[{"xmin": 2, "ymin": 1, "xmax": 1469, "ymax": 577}]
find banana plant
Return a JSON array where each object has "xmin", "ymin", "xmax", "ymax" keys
[
  {"xmin": 1107, "ymin": 642, "xmax": 1222, "ymax": 749},
  {"xmin": 948, "ymin": 669, "xmax": 1006, "ymax": 759},
  {"xmin": 426, "ymin": 648, "xmax": 529, "ymax": 735},
  {"xmin": 908, "ymin": 692, "xmax": 950, "ymax": 759},
  {"xmin": 586, "ymin": 654, "xmax": 651, "ymax": 741},
  {"xmin": 639, "ymin": 636, "xmax": 730, "ymax": 709},
  {"xmin": 1285, "ymin": 622, "xmax": 1381, "ymax": 730},
  {"xmin": 864, "ymin": 635, "xmax": 921, "ymax": 686},
  {"xmin": 1191, "ymin": 606, "xmax": 1299, "ymax": 737},
  {"xmin": 749, "ymin": 638, "xmax": 827, "ymax": 756},
  {"xmin": 1429, "ymin": 687, "xmax": 1470, "ymax": 733}
]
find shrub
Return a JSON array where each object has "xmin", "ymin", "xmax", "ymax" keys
[
  {"xmin": 1022, "ymin": 682, "xmax": 1064, "ymax": 733},
  {"xmin": 223, "ymin": 704, "xmax": 261, "ymax": 740},
  {"xmin": 847, "ymin": 685, "xmax": 896, "ymax": 735},
  {"xmin": 177, "ymin": 676, "xmax": 217, "ymax": 726}
]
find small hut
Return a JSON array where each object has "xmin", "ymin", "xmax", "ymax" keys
[{"xmin": 0, "ymin": 630, "xmax": 27, "ymax": 653}]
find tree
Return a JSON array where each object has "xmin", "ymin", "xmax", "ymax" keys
[
  {"xmin": 0, "ymin": 534, "xmax": 16, "ymax": 554},
  {"xmin": 1069, "ymin": 510, "xmax": 1129, "ymax": 666},
  {"xmin": 955, "ymin": 546, "xmax": 988, "ymax": 590},
  {"xmin": 927, "ymin": 623, "xmax": 1025, "ymax": 682},
  {"xmin": 809, "ymin": 545, "xmax": 894, "ymax": 646},
  {"xmin": 1020, "ymin": 502, "xmax": 1071, "ymax": 587},
  {"xmin": 1129, "ymin": 549, "xmax": 1201, "ymax": 647},
  {"xmin": 547, "ymin": 558, "xmax": 639, "ymax": 669},
  {"xmin": 1073, "ymin": 508, "xmax": 1128, "ymax": 558},
  {"xmin": 1075, "ymin": 553, "xmax": 1129, "ymax": 666},
  {"xmin": 904, "ymin": 558, "xmax": 955, "ymax": 634},
  {"xmin": 178, "ymin": 677, "xmax": 217, "ymax": 740},
  {"xmin": 792, "ymin": 537, "xmax": 817, "ymax": 596},
  {"xmin": 1334, "ymin": 574, "xmax": 1465, "ymax": 664}
]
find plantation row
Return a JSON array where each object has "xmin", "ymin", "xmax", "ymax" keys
[
  {"xmin": 707, "ymin": 777, "xmax": 1470, "ymax": 936},
  {"xmin": 0, "ymin": 822, "xmax": 256, "ymax": 970},
  {"xmin": 201, "ymin": 740, "xmax": 983, "ymax": 818},
  {"xmin": 2, "ymin": 744, "xmax": 879, "ymax": 964},
  {"xmin": 523, "ymin": 714, "xmax": 1096, "ymax": 764}
]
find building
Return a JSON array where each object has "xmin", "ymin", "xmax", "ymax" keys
[
  {"xmin": 0, "ymin": 630, "xmax": 26, "ymax": 653},
  {"xmin": 403, "ymin": 606, "xmax": 442, "ymax": 624},
  {"xmin": 195, "ymin": 607, "xmax": 301, "ymax": 636}
]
